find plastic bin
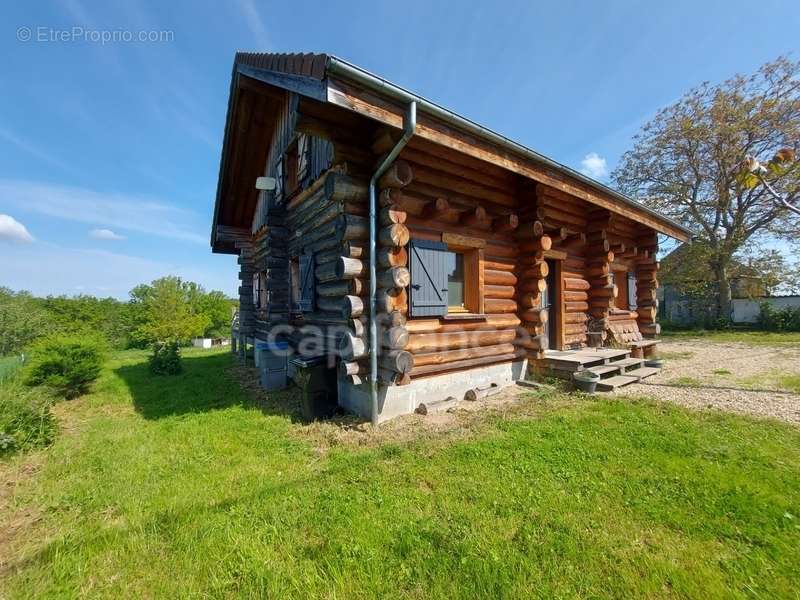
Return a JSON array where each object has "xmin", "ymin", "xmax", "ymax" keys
[
  {"xmin": 290, "ymin": 356, "xmax": 338, "ymax": 420},
  {"xmin": 258, "ymin": 341, "xmax": 289, "ymax": 391}
]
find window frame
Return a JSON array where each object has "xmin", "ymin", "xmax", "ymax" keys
[{"xmin": 408, "ymin": 237, "xmax": 484, "ymax": 319}]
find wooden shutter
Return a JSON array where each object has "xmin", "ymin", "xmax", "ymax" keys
[
  {"xmin": 627, "ymin": 271, "xmax": 638, "ymax": 310},
  {"xmin": 298, "ymin": 253, "xmax": 315, "ymax": 312},
  {"xmin": 409, "ymin": 240, "xmax": 449, "ymax": 317},
  {"xmin": 252, "ymin": 273, "xmax": 259, "ymax": 307}
]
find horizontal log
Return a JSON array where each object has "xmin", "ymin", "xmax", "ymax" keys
[
  {"xmin": 382, "ymin": 326, "xmax": 410, "ymax": 350},
  {"xmin": 340, "ymin": 361, "xmax": 367, "ymax": 377},
  {"xmin": 518, "ymin": 279, "xmax": 548, "ymax": 294},
  {"xmin": 562, "ymin": 290, "xmax": 588, "ymax": 302},
  {"xmin": 336, "ymin": 256, "xmax": 366, "ymax": 280},
  {"xmin": 460, "ymin": 206, "xmax": 490, "ymax": 228},
  {"xmin": 590, "ymin": 285, "xmax": 618, "ymax": 298},
  {"xmin": 517, "ymin": 292, "xmax": 542, "ymax": 309},
  {"xmin": 564, "ymin": 301, "xmax": 589, "ymax": 312},
  {"xmin": 404, "ymin": 314, "xmax": 520, "ymax": 334},
  {"xmin": 406, "ymin": 329, "xmax": 517, "ymax": 353},
  {"xmin": 336, "ymin": 214, "xmax": 367, "ymax": 240},
  {"xmin": 421, "ymin": 196, "xmax": 451, "ymax": 220},
  {"xmin": 484, "ymin": 269, "xmax": 517, "ymax": 286},
  {"xmin": 484, "ymin": 258, "xmax": 516, "ymax": 272},
  {"xmin": 378, "ymin": 246, "xmax": 408, "ymax": 268},
  {"xmin": 516, "ymin": 220, "xmax": 544, "ymax": 238},
  {"xmin": 519, "ymin": 307, "xmax": 548, "ymax": 324},
  {"xmin": 563, "ymin": 312, "xmax": 588, "ymax": 324},
  {"xmin": 412, "ymin": 343, "xmax": 516, "ymax": 368},
  {"xmin": 514, "ymin": 333, "xmax": 548, "ymax": 351},
  {"xmin": 338, "ymin": 332, "xmax": 366, "ymax": 360},
  {"xmin": 563, "ymin": 277, "xmax": 590, "ymax": 291},
  {"xmin": 380, "ymin": 204, "xmax": 407, "ymax": 226},
  {"xmin": 518, "ymin": 262, "xmax": 549, "ymax": 280},
  {"xmin": 379, "ymin": 223, "xmax": 410, "ymax": 247},
  {"xmin": 409, "ymin": 349, "xmax": 526, "ymax": 378},
  {"xmin": 377, "ymin": 266, "xmax": 410, "ymax": 288},
  {"xmin": 564, "ymin": 323, "xmax": 587, "ymax": 336},
  {"xmin": 484, "ymin": 298, "xmax": 518, "ymax": 314},
  {"xmin": 493, "ymin": 213, "xmax": 519, "ymax": 232},
  {"xmin": 376, "ymin": 287, "xmax": 407, "ymax": 314},
  {"xmin": 379, "ymin": 161, "xmax": 413, "ymax": 188},
  {"xmin": 317, "ymin": 278, "xmax": 365, "ymax": 297},
  {"xmin": 485, "ymin": 284, "xmax": 515, "ymax": 299},
  {"xmin": 380, "ymin": 350, "xmax": 414, "ymax": 373}
]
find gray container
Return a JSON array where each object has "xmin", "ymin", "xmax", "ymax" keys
[{"xmin": 257, "ymin": 342, "xmax": 289, "ymax": 391}]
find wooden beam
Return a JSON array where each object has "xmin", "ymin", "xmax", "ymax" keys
[{"xmin": 326, "ymin": 77, "xmax": 689, "ymax": 242}]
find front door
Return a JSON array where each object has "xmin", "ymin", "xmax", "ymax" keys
[{"xmin": 542, "ymin": 259, "xmax": 558, "ymax": 350}]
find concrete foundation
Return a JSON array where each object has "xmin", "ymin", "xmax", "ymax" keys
[{"xmin": 338, "ymin": 360, "xmax": 528, "ymax": 423}]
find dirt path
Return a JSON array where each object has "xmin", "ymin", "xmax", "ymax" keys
[{"xmin": 613, "ymin": 340, "xmax": 800, "ymax": 424}]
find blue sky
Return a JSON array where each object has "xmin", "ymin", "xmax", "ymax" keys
[{"xmin": 1, "ymin": 0, "xmax": 797, "ymax": 299}]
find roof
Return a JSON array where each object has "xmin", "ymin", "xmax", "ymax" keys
[{"xmin": 212, "ymin": 52, "xmax": 692, "ymax": 251}]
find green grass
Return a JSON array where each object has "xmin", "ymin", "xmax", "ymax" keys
[
  {"xmin": 737, "ymin": 371, "xmax": 800, "ymax": 394},
  {"xmin": 668, "ymin": 376, "xmax": 704, "ymax": 387},
  {"xmin": 0, "ymin": 355, "xmax": 23, "ymax": 382},
  {"xmin": 713, "ymin": 369, "xmax": 732, "ymax": 375},
  {"xmin": 661, "ymin": 329, "xmax": 800, "ymax": 346},
  {"xmin": 2, "ymin": 349, "xmax": 800, "ymax": 598}
]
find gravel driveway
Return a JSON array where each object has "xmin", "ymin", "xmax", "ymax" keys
[{"xmin": 613, "ymin": 339, "xmax": 800, "ymax": 425}]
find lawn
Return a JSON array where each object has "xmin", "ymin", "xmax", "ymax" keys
[
  {"xmin": 661, "ymin": 329, "xmax": 800, "ymax": 346},
  {"xmin": 2, "ymin": 348, "xmax": 800, "ymax": 598}
]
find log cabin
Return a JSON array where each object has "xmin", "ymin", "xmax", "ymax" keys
[{"xmin": 211, "ymin": 52, "xmax": 691, "ymax": 422}]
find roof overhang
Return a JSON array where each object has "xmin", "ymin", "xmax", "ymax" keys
[{"xmin": 211, "ymin": 53, "xmax": 692, "ymax": 252}]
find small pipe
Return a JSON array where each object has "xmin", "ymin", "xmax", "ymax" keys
[{"xmin": 368, "ymin": 101, "xmax": 417, "ymax": 426}]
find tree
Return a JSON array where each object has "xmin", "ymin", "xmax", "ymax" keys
[
  {"xmin": 613, "ymin": 57, "xmax": 800, "ymax": 320},
  {"xmin": 131, "ymin": 277, "xmax": 210, "ymax": 345},
  {"xmin": 0, "ymin": 288, "xmax": 52, "ymax": 356}
]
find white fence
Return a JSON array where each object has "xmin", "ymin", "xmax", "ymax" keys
[{"xmin": 731, "ymin": 296, "xmax": 800, "ymax": 324}]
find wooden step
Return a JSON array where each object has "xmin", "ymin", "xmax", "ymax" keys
[
  {"xmin": 543, "ymin": 356, "xmax": 607, "ymax": 371},
  {"xmin": 596, "ymin": 375, "xmax": 639, "ymax": 391},
  {"xmin": 610, "ymin": 357, "xmax": 645, "ymax": 372},
  {"xmin": 625, "ymin": 366, "xmax": 660, "ymax": 381},
  {"xmin": 587, "ymin": 364, "xmax": 621, "ymax": 377}
]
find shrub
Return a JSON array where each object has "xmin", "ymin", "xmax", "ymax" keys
[
  {"xmin": 149, "ymin": 341, "xmax": 183, "ymax": 375},
  {"xmin": 0, "ymin": 381, "xmax": 57, "ymax": 456},
  {"xmin": 25, "ymin": 335, "xmax": 105, "ymax": 399},
  {"xmin": 758, "ymin": 302, "xmax": 800, "ymax": 332}
]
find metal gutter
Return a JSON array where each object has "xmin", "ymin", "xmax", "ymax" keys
[
  {"xmin": 326, "ymin": 56, "xmax": 692, "ymax": 240},
  {"xmin": 367, "ymin": 101, "xmax": 417, "ymax": 427}
]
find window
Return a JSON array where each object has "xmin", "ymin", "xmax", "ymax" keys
[
  {"xmin": 445, "ymin": 252, "xmax": 466, "ymax": 311},
  {"xmin": 290, "ymin": 253, "xmax": 315, "ymax": 313},
  {"xmin": 409, "ymin": 239, "xmax": 482, "ymax": 317},
  {"xmin": 627, "ymin": 271, "xmax": 638, "ymax": 310},
  {"xmin": 252, "ymin": 273, "xmax": 260, "ymax": 307}
]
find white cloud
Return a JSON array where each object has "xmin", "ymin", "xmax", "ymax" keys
[
  {"xmin": 0, "ymin": 214, "xmax": 34, "ymax": 243},
  {"xmin": 579, "ymin": 152, "xmax": 608, "ymax": 180},
  {"xmin": 89, "ymin": 228, "xmax": 126, "ymax": 241},
  {"xmin": 0, "ymin": 127, "xmax": 79, "ymax": 177},
  {"xmin": 0, "ymin": 179, "xmax": 206, "ymax": 244},
  {"xmin": 238, "ymin": 0, "xmax": 270, "ymax": 49}
]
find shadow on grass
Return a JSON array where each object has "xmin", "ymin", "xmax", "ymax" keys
[{"xmin": 115, "ymin": 351, "xmax": 355, "ymax": 425}]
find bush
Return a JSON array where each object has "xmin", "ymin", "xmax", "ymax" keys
[
  {"xmin": 25, "ymin": 336, "xmax": 105, "ymax": 399},
  {"xmin": 758, "ymin": 302, "xmax": 800, "ymax": 332},
  {"xmin": 0, "ymin": 381, "xmax": 57, "ymax": 456},
  {"xmin": 149, "ymin": 341, "xmax": 183, "ymax": 375}
]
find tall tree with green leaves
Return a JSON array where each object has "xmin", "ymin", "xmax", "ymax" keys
[
  {"xmin": 613, "ymin": 57, "xmax": 800, "ymax": 320},
  {"xmin": 130, "ymin": 277, "xmax": 210, "ymax": 345}
]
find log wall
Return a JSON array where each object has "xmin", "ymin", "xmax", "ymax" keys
[{"xmin": 246, "ymin": 103, "xmax": 665, "ymax": 386}]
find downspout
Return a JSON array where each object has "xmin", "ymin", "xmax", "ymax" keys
[{"xmin": 368, "ymin": 101, "xmax": 417, "ymax": 426}]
